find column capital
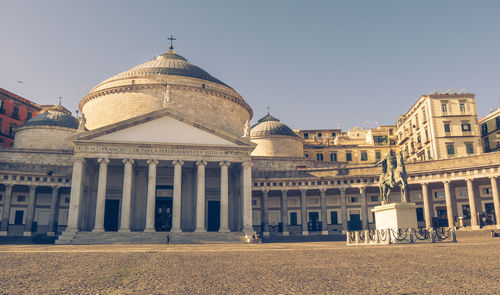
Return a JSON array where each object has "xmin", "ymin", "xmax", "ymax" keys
[
  {"xmin": 28, "ymin": 184, "xmax": 37, "ymax": 191},
  {"xmin": 219, "ymin": 161, "xmax": 231, "ymax": 167},
  {"xmin": 97, "ymin": 157, "xmax": 109, "ymax": 164},
  {"xmin": 51, "ymin": 185, "xmax": 60, "ymax": 190},
  {"xmin": 339, "ymin": 187, "xmax": 347, "ymax": 193},
  {"xmin": 242, "ymin": 161, "xmax": 253, "ymax": 168},
  {"xmin": 261, "ymin": 188, "xmax": 270, "ymax": 193},
  {"xmin": 465, "ymin": 178, "xmax": 474, "ymax": 183},
  {"xmin": 172, "ymin": 160, "xmax": 184, "ymax": 166},
  {"xmin": 74, "ymin": 157, "xmax": 86, "ymax": 164},
  {"xmin": 319, "ymin": 187, "xmax": 327, "ymax": 193},
  {"xmin": 359, "ymin": 186, "xmax": 367, "ymax": 192},
  {"xmin": 442, "ymin": 179, "xmax": 451, "ymax": 184},
  {"xmin": 122, "ymin": 158, "xmax": 135, "ymax": 165},
  {"xmin": 488, "ymin": 175, "xmax": 498, "ymax": 180},
  {"xmin": 147, "ymin": 159, "xmax": 159, "ymax": 166},
  {"xmin": 196, "ymin": 160, "xmax": 208, "ymax": 167},
  {"xmin": 420, "ymin": 182, "xmax": 429, "ymax": 187},
  {"xmin": 281, "ymin": 189, "xmax": 288, "ymax": 195},
  {"xmin": 300, "ymin": 189, "xmax": 307, "ymax": 195}
]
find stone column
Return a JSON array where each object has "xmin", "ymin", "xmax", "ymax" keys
[
  {"xmin": 67, "ymin": 158, "xmax": 86, "ymax": 231},
  {"xmin": 171, "ymin": 160, "xmax": 183, "ymax": 232},
  {"xmin": 24, "ymin": 185, "xmax": 37, "ymax": 236},
  {"xmin": 242, "ymin": 161, "xmax": 253, "ymax": 234},
  {"xmin": 489, "ymin": 176, "xmax": 500, "ymax": 229},
  {"xmin": 261, "ymin": 189, "xmax": 269, "ymax": 236},
  {"xmin": 466, "ymin": 178, "xmax": 479, "ymax": 229},
  {"xmin": 195, "ymin": 160, "xmax": 207, "ymax": 232},
  {"xmin": 360, "ymin": 186, "xmax": 368, "ymax": 230},
  {"xmin": 339, "ymin": 188, "xmax": 348, "ymax": 233},
  {"xmin": 421, "ymin": 182, "xmax": 433, "ymax": 228},
  {"xmin": 443, "ymin": 180, "xmax": 454, "ymax": 228},
  {"xmin": 93, "ymin": 157, "xmax": 109, "ymax": 232},
  {"xmin": 144, "ymin": 159, "xmax": 159, "ymax": 232},
  {"xmin": 219, "ymin": 161, "xmax": 230, "ymax": 232},
  {"xmin": 48, "ymin": 185, "xmax": 59, "ymax": 236},
  {"xmin": 300, "ymin": 189, "xmax": 308, "ymax": 235},
  {"xmin": 0, "ymin": 184, "xmax": 13, "ymax": 235},
  {"xmin": 281, "ymin": 189, "xmax": 289, "ymax": 236},
  {"xmin": 119, "ymin": 159, "xmax": 134, "ymax": 232},
  {"xmin": 320, "ymin": 188, "xmax": 328, "ymax": 235}
]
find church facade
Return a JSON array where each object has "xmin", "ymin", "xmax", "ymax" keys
[{"xmin": 0, "ymin": 44, "xmax": 499, "ymax": 243}]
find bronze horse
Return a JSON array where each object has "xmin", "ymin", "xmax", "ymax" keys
[{"xmin": 377, "ymin": 151, "xmax": 408, "ymax": 205}]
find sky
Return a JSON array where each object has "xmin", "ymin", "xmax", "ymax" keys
[{"xmin": 1, "ymin": 0, "xmax": 499, "ymax": 130}]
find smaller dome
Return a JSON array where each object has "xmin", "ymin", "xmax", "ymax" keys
[
  {"xmin": 22, "ymin": 104, "xmax": 79, "ymax": 129},
  {"xmin": 251, "ymin": 113, "xmax": 300, "ymax": 138}
]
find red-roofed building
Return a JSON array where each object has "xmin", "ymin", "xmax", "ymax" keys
[{"xmin": 0, "ymin": 88, "xmax": 41, "ymax": 148}]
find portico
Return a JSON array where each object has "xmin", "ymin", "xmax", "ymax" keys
[{"xmin": 61, "ymin": 108, "xmax": 255, "ymax": 240}]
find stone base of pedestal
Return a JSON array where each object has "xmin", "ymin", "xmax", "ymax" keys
[
  {"xmin": 263, "ymin": 232, "xmax": 270, "ymax": 236},
  {"xmin": 282, "ymin": 231, "xmax": 289, "ymax": 236},
  {"xmin": 0, "ymin": 231, "xmax": 7, "ymax": 236},
  {"xmin": 372, "ymin": 202, "xmax": 418, "ymax": 230},
  {"xmin": 23, "ymin": 232, "xmax": 32, "ymax": 236},
  {"xmin": 321, "ymin": 230, "xmax": 329, "ymax": 235},
  {"xmin": 302, "ymin": 231, "xmax": 309, "ymax": 236}
]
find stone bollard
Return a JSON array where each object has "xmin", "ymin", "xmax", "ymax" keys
[
  {"xmin": 430, "ymin": 228, "xmax": 436, "ymax": 243},
  {"xmin": 346, "ymin": 231, "xmax": 352, "ymax": 245},
  {"xmin": 375, "ymin": 229, "xmax": 380, "ymax": 244},
  {"xmin": 409, "ymin": 228, "xmax": 415, "ymax": 243},
  {"xmin": 355, "ymin": 231, "xmax": 360, "ymax": 244},
  {"xmin": 385, "ymin": 228, "xmax": 391, "ymax": 245},
  {"xmin": 364, "ymin": 230, "xmax": 370, "ymax": 245},
  {"xmin": 451, "ymin": 227, "xmax": 457, "ymax": 242}
]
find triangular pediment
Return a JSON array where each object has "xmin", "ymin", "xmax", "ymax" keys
[{"xmin": 72, "ymin": 108, "xmax": 255, "ymax": 148}]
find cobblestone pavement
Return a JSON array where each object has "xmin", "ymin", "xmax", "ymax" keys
[{"xmin": 0, "ymin": 239, "xmax": 499, "ymax": 294}]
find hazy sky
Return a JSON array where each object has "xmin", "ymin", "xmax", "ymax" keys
[{"xmin": 1, "ymin": 1, "xmax": 499, "ymax": 130}]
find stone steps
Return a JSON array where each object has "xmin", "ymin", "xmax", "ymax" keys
[{"xmin": 56, "ymin": 231, "xmax": 247, "ymax": 245}]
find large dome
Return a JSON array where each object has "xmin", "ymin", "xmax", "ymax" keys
[
  {"xmin": 22, "ymin": 104, "xmax": 79, "ymax": 129},
  {"xmin": 79, "ymin": 46, "xmax": 252, "ymax": 136}
]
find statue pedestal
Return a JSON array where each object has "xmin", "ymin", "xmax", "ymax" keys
[{"xmin": 372, "ymin": 202, "xmax": 417, "ymax": 230}]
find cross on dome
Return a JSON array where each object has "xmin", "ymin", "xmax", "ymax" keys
[{"xmin": 168, "ymin": 34, "xmax": 176, "ymax": 50}]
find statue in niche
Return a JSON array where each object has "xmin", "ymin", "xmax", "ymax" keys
[{"xmin": 377, "ymin": 150, "xmax": 408, "ymax": 204}]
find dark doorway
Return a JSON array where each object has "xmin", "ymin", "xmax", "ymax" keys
[
  {"xmin": 308, "ymin": 212, "xmax": 320, "ymax": 231},
  {"xmin": 155, "ymin": 197, "xmax": 172, "ymax": 232},
  {"xmin": 436, "ymin": 207, "xmax": 448, "ymax": 227},
  {"xmin": 14, "ymin": 210, "xmax": 24, "ymax": 225},
  {"xmin": 207, "ymin": 201, "xmax": 220, "ymax": 231},
  {"xmin": 349, "ymin": 214, "xmax": 362, "ymax": 231},
  {"xmin": 104, "ymin": 199, "xmax": 120, "ymax": 231}
]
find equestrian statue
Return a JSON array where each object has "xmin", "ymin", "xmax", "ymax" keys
[{"xmin": 377, "ymin": 150, "xmax": 408, "ymax": 205}]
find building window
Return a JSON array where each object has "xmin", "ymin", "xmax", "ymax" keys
[
  {"xmin": 12, "ymin": 106, "xmax": 19, "ymax": 119},
  {"xmin": 316, "ymin": 153, "xmax": 324, "ymax": 161},
  {"xmin": 304, "ymin": 154, "xmax": 309, "ymax": 158},
  {"xmin": 459, "ymin": 189, "xmax": 468, "ymax": 197},
  {"xmin": 331, "ymin": 132, "xmax": 336, "ymax": 137},
  {"xmin": 375, "ymin": 151, "xmax": 381, "ymax": 161},
  {"xmin": 389, "ymin": 129, "xmax": 393, "ymax": 136},
  {"xmin": 484, "ymin": 138, "xmax": 490, "ymax": 152},
  {"xmin": 330, "ymin": 152, "xmax": 337, "ymax": 162},
  {"xmin": 483, "ymin": 188, "xmax": 492, "ymax": 195},
  {"xmin": 27, "ymin": 112, "xmax": 32, "ymax": 120},
  {"xmin": 201, "ymin": 83, "xmax": 205, "ymax": 89},
  {"xmin": 17, "ymin": 195, "xmax": 26, "ymax": 202},
  {"xmin": 446, "ymin": 143, "xmax": 455, "ymax": 155},
  {"xmin": 290, "ymin": 212, "xmax": 298, "ymax": 225},
  {"xmin": 434, "ymin": 191, "xmax": 445, "ymax": 199},
  {"xmin": 441, "ymin": 103, "xmax": 448, "ymax": 115},
  {"xmin": 303, "ymin": 132, "xmax": 309, "ymax": 139},
  {"xmin": 416, "ymin": 208, "xmax": 424, "ymax": 222},
  {"xmin": 496, "ymin": 117, "xmax": 500, "ymax": 129},
  {"xmin": 481, "ymin": 124, "xmax": 488, "ymax": 136},
  {"xmin": 460, "ymin": 102, "xmax": 466, "ymax": 113},
  {"xmin": 466, "ymin": 143, "xmax": 474, "ymax": 154},
  {"xmin": 317, "ymin": 132, "xmax": 322, "ymax": 138},
  {"xmin": 350, "ymin": 197, "xmax": 358, "ymax": 203},
  {"xmin": 361, "ymin": 151, "xmax": 368, "ymax": 161},
  {"xmin": 0, "ymin": 100, "xmax": 4, "ymax": 113},
  {"xmin": 330, "ymin": 211, "xmax": 338, "ymax": 225},
  {"xmin": 444, "ymin": 123, "xmax": 451, "ymax": 133},
  {"xmin": 461, "ymin": 123, "xmax": 471, "ymax": 132},
  {"xmin": 413, "ymin": 193, "xmax": 422, "ymax": 201},
  {"xmin": 346, "ymin": 152, "xmax": 352, "ymax": 161},
  {"xmin": 370, "ymin": 196, "xmax": 379, "ymax": 202},
  {"xmin": 14, "ymin": 211, "xmax": 24, "ymax": 225}
]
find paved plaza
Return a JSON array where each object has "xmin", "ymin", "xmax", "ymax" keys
[{"xmin": 0, "ymin": 238, "xmax": 499, "ymax": 294}]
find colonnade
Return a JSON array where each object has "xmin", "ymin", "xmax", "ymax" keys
[
  {"xmin": 67, "ymin": 157, "xmax": 253, "ymax": 234},
  {"xmin": 256, "ymin": 176, "xmax": 500, "ymax": 235},
  {"xmin": 0, "ymin": 184, "xmax": 61, "ymax": 236}
]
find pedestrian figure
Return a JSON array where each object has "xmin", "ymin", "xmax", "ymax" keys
[{"xmin": 166, "ymin": 234, "xmax": 170, "ymax": 245}]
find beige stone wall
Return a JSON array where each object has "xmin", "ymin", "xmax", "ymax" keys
[
  {"xmin": 13, "ymin": 126, "xmax": 76, "ymax": 150},
  {"xmin": 80, "ymin": 76, "xmax": 251, "ymax": 136},
  {"xmin": 251, "ymin": 136, "xmax": 303, "ymax": 158}
]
